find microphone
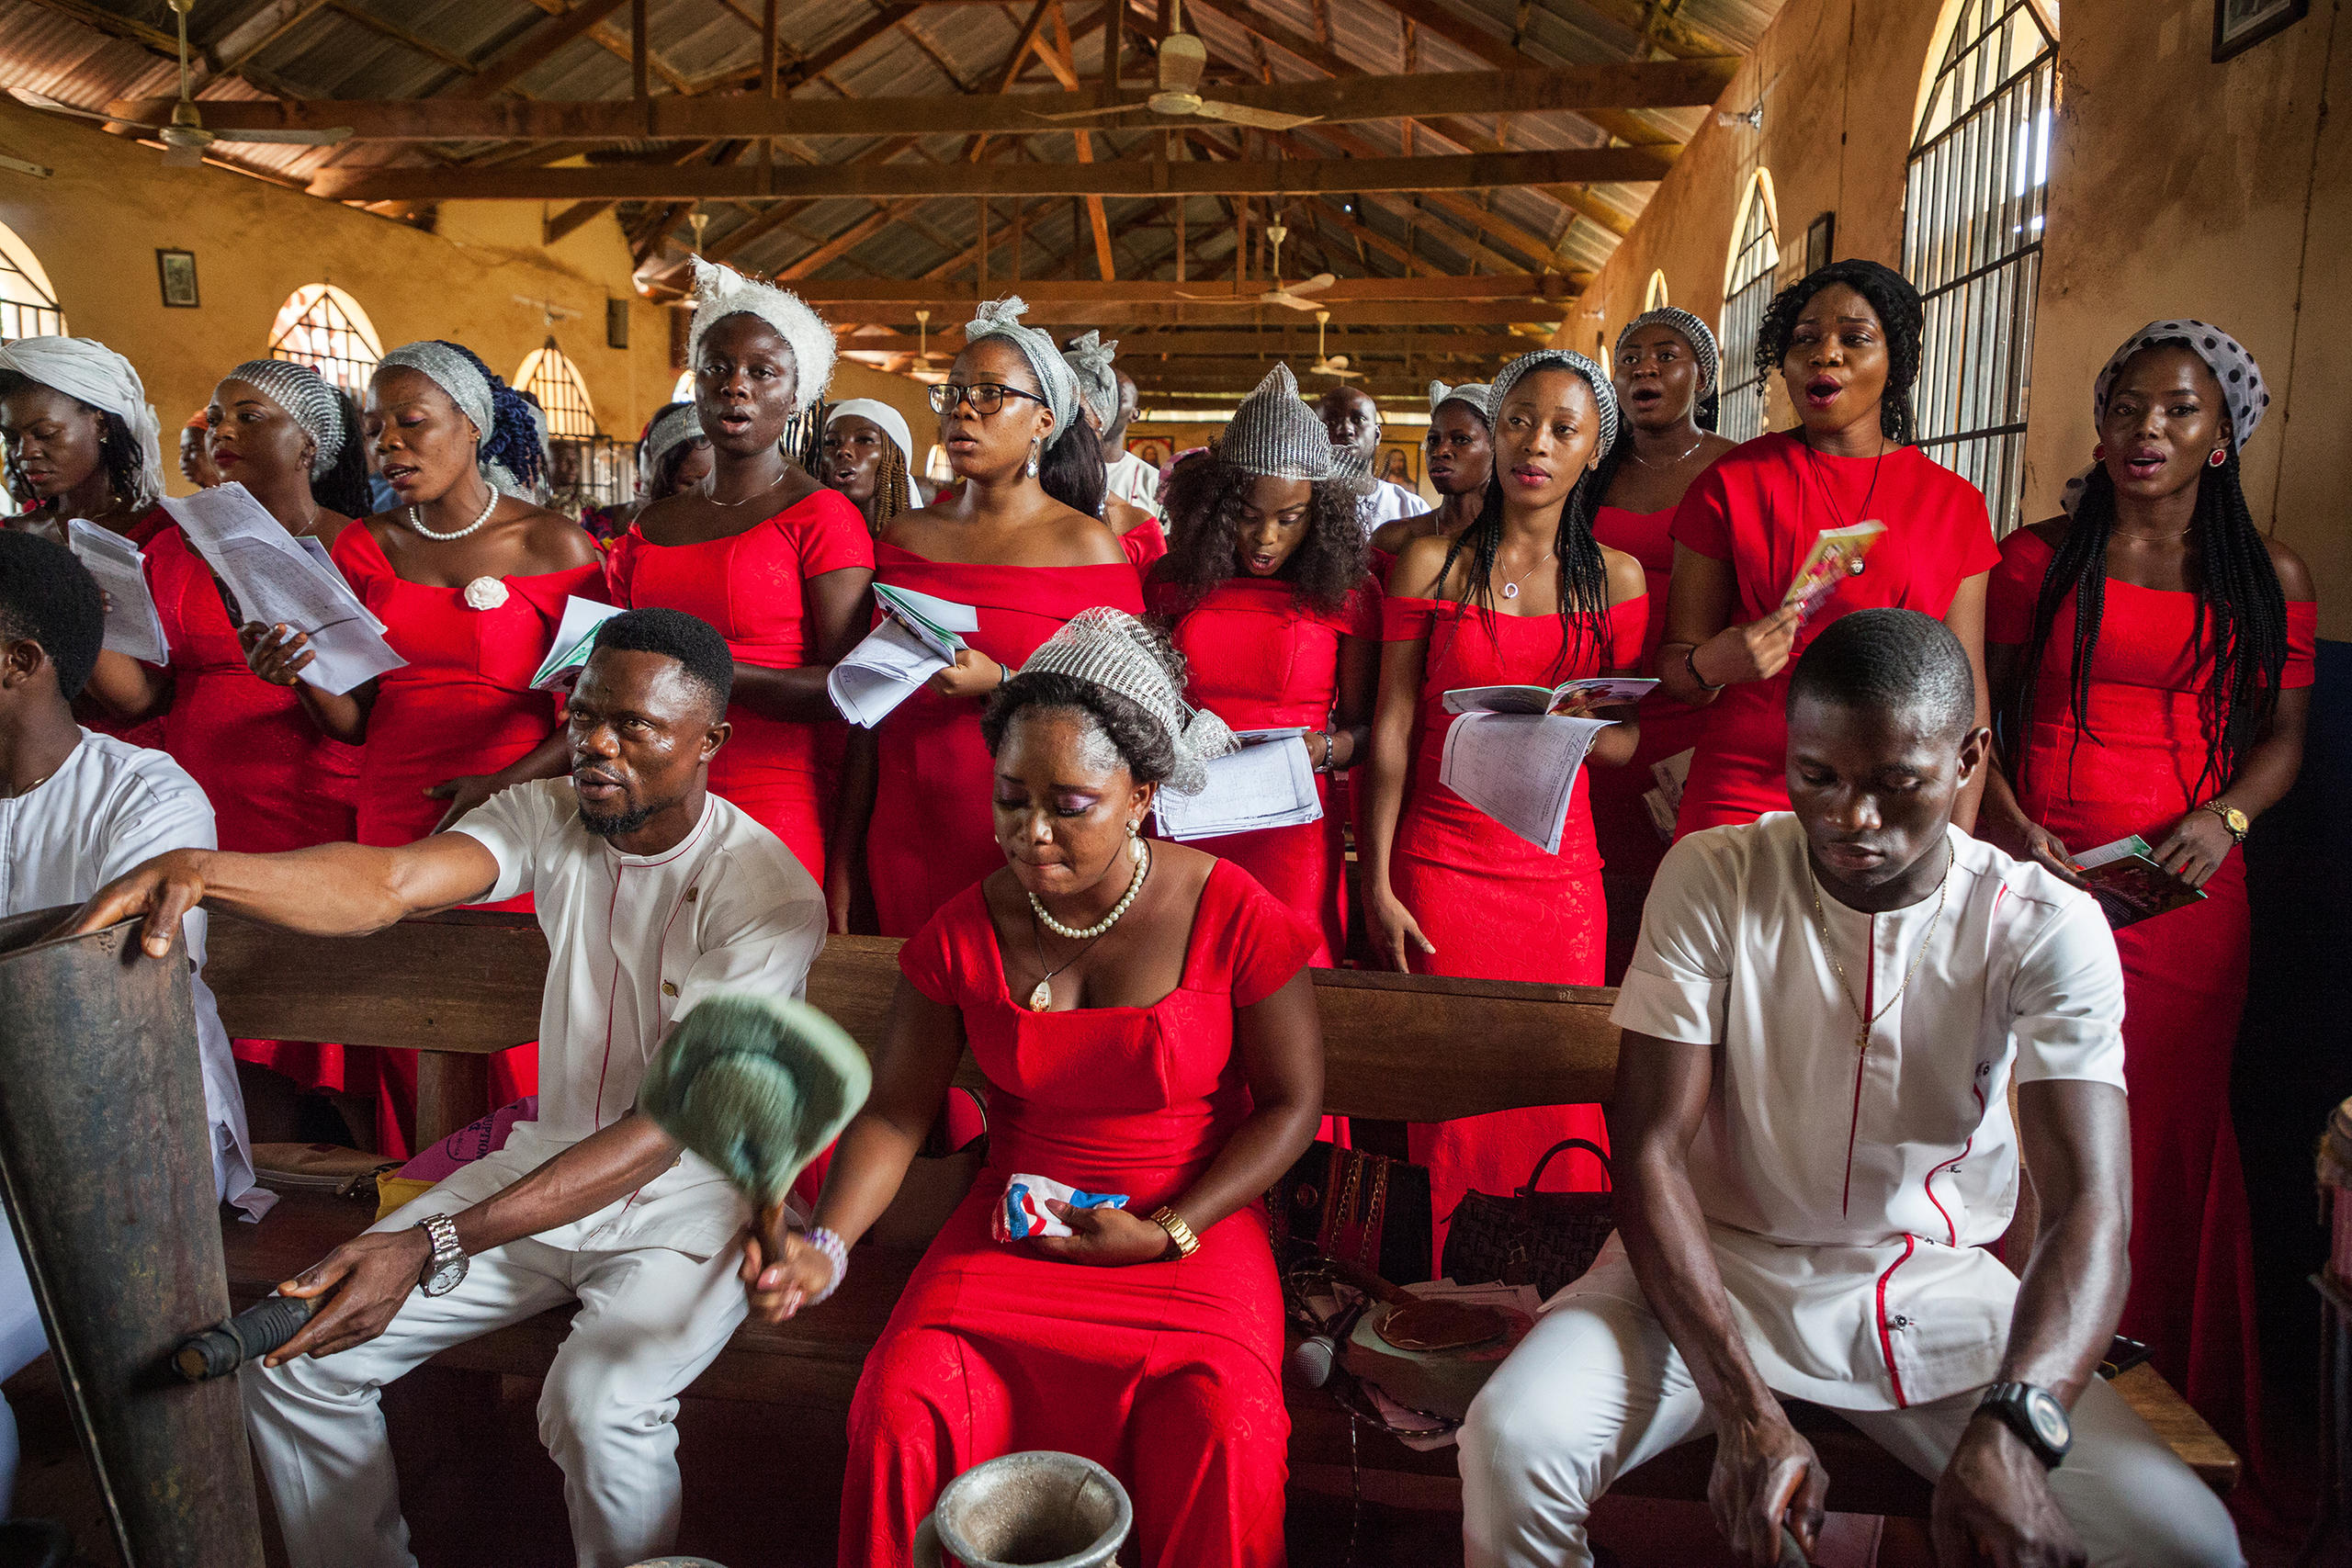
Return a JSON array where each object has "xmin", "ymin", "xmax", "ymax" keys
[
  {"xmin": 1284, "ymin": 1333, "xmax": 1340, "ymax": 1390},
  {"xmin": 172, "ymin": 1293, "xmax": 319, "ymax": 1382}
]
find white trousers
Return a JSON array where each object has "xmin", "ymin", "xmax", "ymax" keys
[
  {"xmin": 0, "ymin": 1223, "xmax": 47, "ymax": 1520},
  {"xmin": 1459, "ymin": 1286, "xmax": 2245, "ymax": 1568},
  {"xmin": 243, "ymin": 1220, "xmax": 746, "ymax": 1568}
]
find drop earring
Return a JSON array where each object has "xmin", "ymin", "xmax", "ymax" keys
[
  {"xmin": 1127, "ymin": 819, "xmax": 1145, "ymax": 863},
  {"xmin": 1026, "ymin": 439, "xmax": 1042, "ymax": 479}
]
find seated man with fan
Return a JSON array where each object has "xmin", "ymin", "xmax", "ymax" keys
[
  {"xmin": 1457, "ymin": 609, "xmax": 2243, "ymax": 1568},
  {"xmin": 71, "ymin": 607, "xmax": 826, "ymax": 1568}
]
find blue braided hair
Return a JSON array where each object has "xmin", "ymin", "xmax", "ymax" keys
[{"xmin": 434, "ymin": 341, "xmax": 546, "ymax": 491}]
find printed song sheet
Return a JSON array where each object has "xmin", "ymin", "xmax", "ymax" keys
[
  {"xmin": 1154, "ymin": 730, "xmax": 1322, "ymax": 840},
  {"xmin": 1439, "ymin": 713, "xmax": 1615, "ymax": 854},
  {"xmin": 66, "ymin": 520, "xmax": 168, "ymax": 665}
]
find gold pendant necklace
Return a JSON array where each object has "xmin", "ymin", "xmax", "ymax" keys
[{"xmin": 1808, "ymin": 840, "xmax": 1954, "ymax": 1054}]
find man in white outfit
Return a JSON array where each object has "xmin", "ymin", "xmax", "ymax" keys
[
  {"xmin": 75, "ymin": 607, "xmax": 826, "ymax": 1568},
  {"xmin": 1459, "ymin": 610, "xmax": 2243, "ymax": 1568},
  {"xmin": 1316, "ymin": 383, "xmax": 1424, "ymax": 527},
  {"xmin": 1098, "ymin": 368, "xmax": 1159, "ymax": 513}
]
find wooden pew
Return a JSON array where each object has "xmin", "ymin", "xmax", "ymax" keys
[{"xmin": 206, "ymin": 911, "xmax": 2239, "ymax": 1517}]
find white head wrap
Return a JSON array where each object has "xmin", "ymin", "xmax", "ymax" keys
[
  {"xmin": 1062, "ymin": 332, "xmax": 1121, "ymax": 431},
  {"xmin": 1427, "ymin": 379, "xmax": 1493, "ymax": 424},
  {"xmin": 686, "ymin": 256, "xmax": 835, "ymax": 412},
  {"xmin": 221, "ymin": 359, "xmax": 346, "ymax": 479},
  {"xmin": 0, "ymin": 335, "xmax": 165, "ymax": 505},
  {"xmin": 823, "ymin": 399, "xmax": 914, "ymax": 475},
  {"xmin": 639, "ymin": 403, "xmax": 705, "ymax": 481},
  {"xmin": 1615, "ymin": 307, "xmax": 1721, "ymax": 398},
  {"xmin": 1488, "ymin": 348, "xmax": 1622, "ymax": 455},
  {"xmin": 964, "ymin": 296, "xmax": 1080, "ymax": 442},
  {"xmin": 1017, "ymin": 608, "xmax": 1237, "ymax": 795},
  {"xmin": 2064, "ymin": 319, "xmax": 2270, "ymax": 513}
]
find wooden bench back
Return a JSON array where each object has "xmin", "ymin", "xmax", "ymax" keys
[{"xmin": 206, "ymin": 911, "xmax": 1624, "ymax": 1122}]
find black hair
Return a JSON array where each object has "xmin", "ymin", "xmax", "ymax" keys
[
  {"xmin": 980, "ymin": 670, "xmax": 1179, "ymax": 786},
  {"xmin": 1754, "ymin": 259, "xmax": 1925, "ymax": 445},
  {"xmin": 0, "ymin": 372, "xmax": 151, "ymax": 515},
  {"xmin": 1787, "ymin": 606, "xmax": 1974, "ymax": 739},
  {"xmin": 1157, "ymin": 452, "xmax": 1370, "ymax": 614},
  {"xmin": 0, "ymin": 530, "xmax": 105, "ymax": 699},
  {"xmin": 314, "ymin": 387, "xmax": 374, "ymax": 520},
  {"xmin": 590, "ymin": 606, "xmax": 734, "ymax": 718},
  {"xmin": 1035, "ymin": 420, "xmax": 1108, "ymax": 518},
  {"xmin": 2004, "ymin": 435, "xmax": 2288, "ymax": 803}
]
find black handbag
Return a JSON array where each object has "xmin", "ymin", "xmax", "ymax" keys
[
  {"xmin": 1439, "ymin": 1138, "xmax": 1614, "ymax": 1297},
  {"xmin": 1267, "ymin": 1140, "xmax": 1433, "ymax": 1287}
]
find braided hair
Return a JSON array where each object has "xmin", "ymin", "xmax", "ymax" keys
[
  {"xmin": 1427, "ymin": 465, "xmax": 1615, "ymax": 678},
  {"xmin": 313, "ymin": 387, "xmax": 374, "ymax": 520},
  {"xmin": 870, "ymin": 440, "xmax": 911, "ymax": 531},
  {"xmin": 2004, "ymin": 446, "xmax": 2290, "ymax": 803},
  {"xmin": 1157, "ymin": 452, "xmax": 1369, "ymax": 614},
  {"xmin": 1754, "ymin": 259, "xmax": 1925, "ymax": 446}
]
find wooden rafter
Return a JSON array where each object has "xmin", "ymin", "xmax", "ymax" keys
[{"xmin": 447, "ymin": 0, "xmax": 632, "ymax": 100}]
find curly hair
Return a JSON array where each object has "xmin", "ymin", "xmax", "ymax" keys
[
  {"xmin": 1753, "ymin": 259, "xmax": 1925, "ymax": 445},
  {"xmin": 980, "ymin": 670, "xmax": 1180, "ymax": 786},
  {"xmin": 1156, "ymin": 450, "xmax": 1370, "ymax": 614}
]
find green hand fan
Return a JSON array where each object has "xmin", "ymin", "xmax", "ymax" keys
[{"xmin": 638, "ymin": 992, "xmax": 872, "ymax": 1207}]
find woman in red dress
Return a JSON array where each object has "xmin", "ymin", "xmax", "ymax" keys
[
  {"xmin": 749, "ymin": 610, "xmax": 1322, "ymax": 1568},
  {"xmin": 1657, "ymin": 260, "xmax": 1999, "ymax": 836},
  {"xmin": 582, "ymin": 401, "xmax": 709, "ymax": 547},
  {"xmin": 1145, "ymin": 363, "xmax": 1376, "ymax": 965},
  {"xmin": 609, "ymin": 261, "xmax": 873, "ymax": 882},
  {"xmin": 831, "ymin": 298, "xmax": 1141, "ymax": 938},
  {"xmin": 1363, "ymin": 350, "xmax": 1648, "ymax": 1248},
  {"xmin": 1981, "ymin": 321, "xmax": 2312, "ymax": 1483},
  {"xmin": 820, "ymin": 399, "xmax": 920, "ymax": 535},
  {"xmin": 1589, "ymin": 310, "xmax": 1738, "ymax": 978},
  {"xmin": 253, "ymin": 340, "xmax": 602, "ymax": 1156},
  {"xmin": 1367, "ymin": 379, "xmax": 1493, "ymax": 580},
  {"xmin": 84, "ymin": 361, "xmax": 374, "ymax": 1135}
]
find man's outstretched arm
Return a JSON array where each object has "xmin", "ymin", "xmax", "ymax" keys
[{"xmin": 1614, "ymin": 1029, "xmax": 1828, "ymax": 1567}]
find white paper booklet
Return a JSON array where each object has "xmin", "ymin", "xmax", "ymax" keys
[
  {"xmin": 162, "ymin": 484, "xmax": 405, "ymax": 695},
  {"xmin": 1154, "ymin": 728, "xmax": 1322, "ymax": 841},
  {"xmin": 530, "ymin": 596, "xmax": 628, "ymax": 690},
  {"xmin": 1442, "ymin": 677, "xmax": 1657, "ymax": 716},
  {"xmin": 827, "ymin": 582, "xmax": 981, "ymax": 728},
  {"xmin": 1641, "ymin": 745, "xmax": 1696, "ymax": 843},
  {"xmin": 66, "ymin": 519, "xmax": 169, "ymax": 665},
  {"xmin": 1440, "ymin": 712, "xmax": 1615, "ymax": 854}
]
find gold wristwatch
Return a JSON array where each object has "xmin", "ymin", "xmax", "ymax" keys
[
  {"xmin": 1149, "ymin": 1206, "xmax": 1201, "ymax": 1260},
  {"xmin": 2200, "ymin": 800, "xmax": 2249, "ymax": 843}
]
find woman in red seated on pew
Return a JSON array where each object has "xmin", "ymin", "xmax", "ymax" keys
[{"xmin": 745, "ymin": 609, "xmax": 1325, "ymax": 1568}]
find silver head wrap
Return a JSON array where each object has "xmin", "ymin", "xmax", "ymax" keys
[
  {"xmin": 639, "ymin": 403, "xmax": 705, "ymax": 480},
  {"xmin": 379, "ymin": 340, "xmax": 495, "ymax": 441},
  {"xmin": 2064, "ymin": 319, "xmax": 2269, "ymax": 513},
  {"xmin": 1062, "ymin": 332, "xmax": 1121, "ymax": 432},
  {"xmin": 1488, "ymin": 348, "xmax": 1622, "ymax": 456},
  {"xmin": 1615, "ymin": 307, "xmax": 1721, "ymax": 397},
  {"xmin": 223, "ymin": 359, "xmax": 345, "ymax": 479},
  {"xmin": 964, "ymin": 296, "xmax": 1080, "ymax": 443},
  {"xmin": 1017, "ymin": 608, "xmax": 1238, "ymax": 795},
  {"xmin": 0, "ymin": 335, "xmax": 165, "ymax": 506},
  {"xmin": 1427, "ymin": 379, "xmax": 1493, "ymax": 424},
  {"xmin": 1219, "ymin": 364, "xmax": 1335, "ymax": 481},
  {"xmin": 686, "ymin": 256, "xmax": 835, "ymax": 412}
]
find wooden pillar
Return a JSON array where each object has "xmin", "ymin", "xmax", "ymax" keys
[
  {"xmin": 631, "ymin": 0, "xmax": 650, "ymax": 100},
  {"xmin": 978, "ymin": 197, "xmax": 989, "ymax": 288}
]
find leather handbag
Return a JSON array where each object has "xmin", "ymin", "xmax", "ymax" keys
[
  {"xmin": 1440, "ymin": 1138, "xmax": 1614, "ymax": 1297},
  {"xmin": 1268, "ymin": 1140, "xmax": 1432, "ymax": 1287}
]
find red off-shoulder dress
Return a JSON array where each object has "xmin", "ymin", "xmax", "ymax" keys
[
  {"xmin": 843, "ymin": 859, "xmax": 1312, "ymax": 1568},
  {"xmin": 1147, "ymin": 573, "xmax": 1380, "ymax": 965},
  {"xmin": 1988, "ymin": 525, "xmax": 2317, "ymax": 1469},
  {"xmin": 865, "ymin": 541, "xmax": 1142, "ymax": 937},
  {"xmin": 146, "ymin": 522, "xmax": 363, "ymax": 1089},
  {"xmin": 605, "ymin": 490, "xmax": 874, "ymax": 882},
  {"xmin": 1669, "ymin": 434, "xmax": 1999, "ymax": 835},
  {"xmin": 1382, "ymin": 591, "xmax": 1647, "ymax": 1249},
  {"xmin": 334, "ymin": 523, "xmax": 605, "ymax": 1155},
  {"xmin": 1121, "ymin": 515, "xmax": 1169, "ymax": 572},
  {"xmin": 77, "ymin": 503, "xmax": 175, "ymax": 751}
]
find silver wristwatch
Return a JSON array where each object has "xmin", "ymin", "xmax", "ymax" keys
[{"xmin": 416, "ymin": 1214, "xmax": 468, "ymax": 1297}]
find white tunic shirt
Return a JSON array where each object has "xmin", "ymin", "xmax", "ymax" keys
[
  {"xmin": 1105, "ymin": 450, "xmax": 1159, "ymax": 514},
  {"xmin": 1364, "ymin": 478, "xmax": 1429, "ymax": 528},
  {"xmin": 433, "ymin": 781, "xmax": 827, "ymax": 1259},
  {"xmin": 1593, "ymin": 812, "xmax": 2126, "ymax": 1410},
  {"xmin": 0, "ymin": 729, "xmax": 263, "ymax": 1216}
]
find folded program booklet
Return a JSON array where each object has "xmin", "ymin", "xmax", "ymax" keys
[
  {"xmin": 826, "ymin": 583, "xmax": 981, "ymax": 728},
  {"xmin": 1439, "ymin": 713, "xmax": 1617, "ymax": 855},
  {"xmin": 1153, "ymin": 728, "xmax": 1322, "ymax": 841},
  {"xmin": 2072, "ymin": 833, "xmax": 2207, "ymax": 930},
  {"xmin": 1782, "ymin": 520, "xmax": 1888, "ymax": 626},
  {"xmin": 530, "ymin": 596, "xmax": 627, "ymax": 690},
  {"xmin": 1442, "ymin": 678, "xmax": 1657, "ymax": 716}
]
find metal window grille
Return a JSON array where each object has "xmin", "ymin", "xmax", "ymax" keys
[
  {"xmin": 267, "ymin": 285, "xmax": 381, "ymax": 396},
  {"xmin": 0, "ymin": 242, "xmax": 62, "ymax": 343},
  {"xmin": 1645, "ymin": 269, "xmax": 1670, "ymax": 312},
  {"xmin": 517, "ymin": 341, "xmax": 637, "ymax": 511},
  {"xmin": 1718, "ymin": 182, "xmax": 1781, "ymax": 443},
  {"xmin": 1904, "ymin": 0, "xmax": 2057, "ymax": 536}
]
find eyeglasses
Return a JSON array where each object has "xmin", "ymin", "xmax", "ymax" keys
[{"xmin": 926, "ymin": 382, "xmax": 1049, "ymax": 417}]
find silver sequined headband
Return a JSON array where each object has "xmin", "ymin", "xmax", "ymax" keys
[
  {"xmin": 1063, "ymin": 331, "xmax": 1120, "ymax": 432},
  {"xmin": 379, "ymin": 341, "xmax": 495, "ymax": 441},
  {"xmin": 967, "ymin": 296, "xmax": 1080, "ymax": 442},
  {"xmin": 1615, "ymin": 308, "xmax": 1720, "ymax": 397},
  {"xmin": 1428, "ymin": 379, "xmax": 1493, "ymax": 424},
  {"xmin": 1488, "ymin": 348, "xmax": 1622, "ymax": 455},
  {"xmin": 1018, "ymin": 608, "xmax": 1237, "ymax": 794},
  {"xmin": 223, "ymin": 359, "xmax": 345, "ymax": 479},
  {"xmin": 1219, "ymin": 364, "xmax": 1335, "ymax": 481}
]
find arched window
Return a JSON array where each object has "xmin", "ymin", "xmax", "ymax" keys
[
  {"xmin": 267, "ymin": 285, "xmax": 381, "ymax": 395},
  {"xmin": 515, "ymin": 339, "xmax": 638, "ymax": 510},
  {"xmin": 0, "ymin": 222, "xmax": 64, "ymax": 343},
  {"xmin": 1904, "ymin": 0, "xmax": 2057, "ymax": 534},
  {"xmin": 1717, "ymin": 171, "xmax": 1781, "ymax": 443},
  {"xmin": 514, "ymin": 340, "xmax": 599, "ymax": 438},
  {"xmin": 670, "ymin": 367, "xmax": 695, "ymax": 403},
  {"xmin": 1645, "ymin": 269, "xmax": 1670, "ymax": 312}
]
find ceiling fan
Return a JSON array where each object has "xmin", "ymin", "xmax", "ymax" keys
[
  {"xmin": 1307, "ymin": 311, "xmax": 1353, "ymax": 379},
  {"xmin": 8, "ymin": 0, "xmax": 350, "ymax": 166},
  {"xmin": 1027, "ymin": 0, "xmax": 1321, "ymax": 132},
  {"xmin": 1182, "ymin": 221, "xmax": 1335, "ymax": 311}
]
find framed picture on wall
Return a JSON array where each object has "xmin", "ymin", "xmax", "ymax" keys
[
  {"xmin": 1375, "ymin": 442, "xmax": 1419, "ymax": 488},
  {"xmin": 155, "ymin": 249, "xmax": 198, "ymax": 309},
  {"xmin": 1804, "ymin": 212, "xmax": 1837, "ymax": 276},
  {"xmin": 2213, "ymin": 0, "xmax": 2307, "ymax": 61}
]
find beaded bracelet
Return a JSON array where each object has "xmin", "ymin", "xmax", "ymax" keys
[{"xmin": 803, "ymin": 1225, "xmax": 849, "ymax": 1305}]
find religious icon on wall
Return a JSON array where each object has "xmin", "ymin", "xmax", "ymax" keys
[
  {"xmin": 1376, "ymin": 443, "xmax": 1419, "ymax": 487},
  {"xmin": 2213, "ymin": 0, "xmax": 2308, "ymax": 60},
  {"xmin": 1127, "ymin": 436, "xmax": 1170, "ymax": 472},
  {"xmin": 155, "ymin": 249, "xmax": 198, "ymax": 309}
]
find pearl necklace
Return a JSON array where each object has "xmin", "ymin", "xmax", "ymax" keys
[
  {"xmin": 1029, "ymin": 840, "xmax": 1149, "ymax": 945},
  {"xmin": 404, "ymin": 483, "xmax": 500, "ymax": 542}
]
